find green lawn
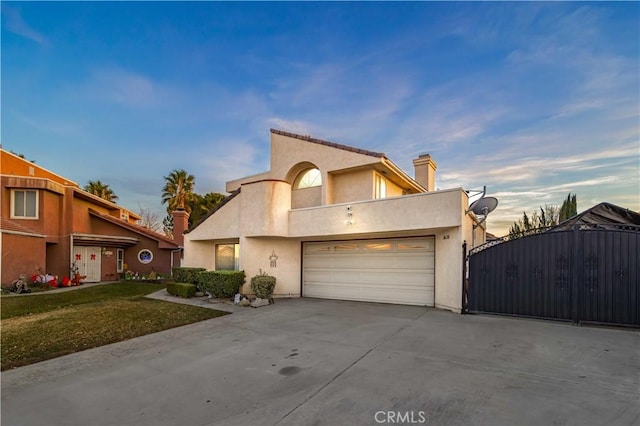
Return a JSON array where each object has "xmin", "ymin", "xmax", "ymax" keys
[{"xmin": 1, "ymin": 282, "xmax": 228, "ymax": 370}]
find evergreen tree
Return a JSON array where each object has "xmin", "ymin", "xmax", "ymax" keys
[{"xmin": 559, "ymin": 193, "xmax": 577, "ymax": 222}]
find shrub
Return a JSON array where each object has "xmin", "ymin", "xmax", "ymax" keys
[
  {"xmin": 197, "ymin": 271, "xmax": 246, "ymax": 298},
  {"xmin": 166, "ymin": 282, "xmax": 197, "ymax": 298},
  {"xmin": 250, "ymin": 272, "xmax": 277, "ymax": 299},
  {"xmin": 172, "ymin": 267, "xmax": 206, "ymax": 284}
]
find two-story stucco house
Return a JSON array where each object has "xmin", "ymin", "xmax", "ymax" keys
[
  {"xmin": 183, "ymin": 129, "xmax": 485, "ymax": 312},
  {"xmin": 1, "ymin": 148, "xmax": 181, "ymax": 285}
]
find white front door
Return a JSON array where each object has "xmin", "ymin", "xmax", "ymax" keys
[
  {"xmin": 73, "ymin": 246, "xmax": 102, "ymax": 282},
  {"xmin": 303, "ymin": 237, "xmax": 435, "ymax": 306}
]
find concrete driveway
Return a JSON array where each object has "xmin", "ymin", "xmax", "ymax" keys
[{"xmin": 2, "ymin": 298, "xmax": 638, "ymax": 426}]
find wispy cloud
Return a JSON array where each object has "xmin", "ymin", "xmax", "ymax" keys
[
  {"xmin": 2, "ymin": 4, "xmax": 48, "ymax": 45},
  {"xmin": 87, "ymin": 68, "xmax": 162, "ymax": 108}
]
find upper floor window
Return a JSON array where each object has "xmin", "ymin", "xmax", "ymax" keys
[
  {"xmin": 12, "ymin": 190, "xmax": 38, "ymax": 219},
  {"xmin": 375, "ymin": 174, "xmax": 387, "ymax": 199},
  {"xmin": 294, "ymin": 168, "xmax": 322, "ymax": 189}
]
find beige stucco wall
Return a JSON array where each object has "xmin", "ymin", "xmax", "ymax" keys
[
  {"xmin": 239, "ymin": 237, "xmax": 301, "ymax": 297},
  {"xmin": 291, "ymin": 186, "xmax": 321, "ymax": 209},
  {"xmin": 227, "ymin": 133, "xmax": 381, "ymax": 203},
  {"xmin": 330, "ymin": 169, "xmax": 373, "ymax": 204},
  {"xmin": 289, "ymin": 188, "xmax": 465, "ymax": 239},
  {"xmin": 239, "ymin": 180, "xmax": 291, "ymax": 237},
  {"xmin": 433, "ymin": 227, "xmax": 463, "ymax": 312},
  {"xmin": 186, "ymin": 195, "xmax": 241, "ymax": 242}
]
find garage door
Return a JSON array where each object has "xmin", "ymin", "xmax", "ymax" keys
[{"xmin": 303, "ymin": 237, "xmax": 435, "ymax": 306}]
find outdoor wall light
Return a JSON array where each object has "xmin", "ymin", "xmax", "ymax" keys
[{"xmin": 345, "ymin": 205, "xmax": 354, "ymax": 226}]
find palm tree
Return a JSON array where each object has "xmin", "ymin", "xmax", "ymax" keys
[
  {"xmin": 84, "ymin": 180, "xmax": 119, "ymax": 203},
  {"xmin": 162, "ymin": 169, "xmax": 196, "ymax": 213}
]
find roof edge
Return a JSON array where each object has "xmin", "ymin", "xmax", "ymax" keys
[
  {"xmin": 270, "ymin": 128, "xmax": 385, "ymax": 158},
  {"xmin": 186, "ymin": 188, "xmax": 241, "ymax": 234}
]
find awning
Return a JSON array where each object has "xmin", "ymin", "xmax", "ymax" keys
[{"xmin": 72, "ymin": 233, "xmax": 139, "ymax": 247}]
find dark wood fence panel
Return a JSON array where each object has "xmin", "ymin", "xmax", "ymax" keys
[{"xmin": 467, "ymin": 226, "xmax": 639, "ymax": 327}]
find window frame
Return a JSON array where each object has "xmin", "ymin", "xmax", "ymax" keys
[
  {"xmin": 215, "ymin": 243, "xmax": 240, "ymax": 271},
  {"xmin": 116, "ymin": 249, "xmax": 125, "ymax": 273},
  {"xmin": 374, "ymin": 173, "xmax": 387, "ymax": 199},
  {"xmin": 137, "ymin": 249, "xmax": 153, "ymax": 264},
  {"xmin": 293, "ymin": 168, "xmax": 322, "ymax": 189},
  {"xmin": 11, "ymin": 189, "xmax": 39, "ymax": 219}
]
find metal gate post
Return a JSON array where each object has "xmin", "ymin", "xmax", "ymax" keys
[
  {"xmin": 462, "ymin": 240, "xmax": 468, "ymax": 314},
  {"xmin": 571, "ymin": 227, "xmax": 581, "ymax": 324}
]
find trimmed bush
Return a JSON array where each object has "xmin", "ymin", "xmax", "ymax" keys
[
  {"xmin": 166, "ymin": 282, "xmax": 197, "ymax": 298},
  {"xmin": 172, "ymin": 267, "xmax": 206, "ymax": 284},
  {"xmin": 197, "ymin": 271, "xmax": 246, "ymax": 298},
  {"xmin": 250, "ymin": 273, "xmax": 277, "ymax": 299}
]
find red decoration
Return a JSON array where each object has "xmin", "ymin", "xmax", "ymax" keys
[
  {"xmin": 90, "ymin": 254, "xmax": 96, "ymax": 260},
  {"xmin": 76, "ymin": 254, "xmax": 82, "ymax": 260}
]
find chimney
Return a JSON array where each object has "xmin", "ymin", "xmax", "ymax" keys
[
  {"xmin": 413, "ymin": 154, "xmax": 437, "ymax": 191},
  {"xmin": 171, "ymin": 208, "xmax": 190, "ymax": 246}
]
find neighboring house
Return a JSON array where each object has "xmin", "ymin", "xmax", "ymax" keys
[
  {"xmin": 184, "ymin": 129, "xmax": 485, "ymax": 312},
  {"xmin": 1, "ymin": 149, "xmax": 181, "ymax": 285},
  {"xmin": 550, "ymin": 202, "xmax": 640, "ymax": 231}
]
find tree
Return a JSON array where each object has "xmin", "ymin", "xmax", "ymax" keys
[
  {"xmin": 84, "ymin": 180, "xmax": 119, "ymax": 203},
  {"xmin": 161, "ymin": 169, "xmax": 196, "ymax": 214},
  {"xmin": 187, "ymin": 192, "xmax": 226, "ymax": 226},
  {"xmin": 507, "ymin": 194, "xmax": 577, "ymax": 239},
  {"xmin": 137, "ymin": 205, "xmax": 162, "ymax": 233},
  {"xmin": 162, "ymin": 214, "xmax": 173, "ymax": 238},
  {"xmin": 559, "ymin": 193, "xmax": 577, "ymax": 222}
]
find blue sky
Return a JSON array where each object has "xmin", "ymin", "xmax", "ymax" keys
[{"xmin": 2, "ymin": 1, "xmax": 638, "ymax": 236}]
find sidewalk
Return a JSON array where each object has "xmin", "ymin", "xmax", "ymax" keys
[
  {"xmin": 145, "ymin": 288, "xmax": 248, "ymax": 313},
  {"xmin": 2, "ymin": 281, "xmax": 119, "ymax": 296}
]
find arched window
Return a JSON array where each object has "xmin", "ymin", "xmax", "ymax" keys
[{"xmin": 294, "ymin": 168, "xmax": 322, "ymax": 189}]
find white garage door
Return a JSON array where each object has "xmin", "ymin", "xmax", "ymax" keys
[{"xmin": 303, "ymin": 237, "xmax": 435, "ymax": 306}]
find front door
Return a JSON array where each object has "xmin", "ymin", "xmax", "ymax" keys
[{"xmin": 73, "ymin": 246, "xmax": 102, "ymax": 282}]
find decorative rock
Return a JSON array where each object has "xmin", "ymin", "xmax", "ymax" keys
[
  {"xmin": 195, "ymin": 291, "xmax": 205, "ymax": 297},
  {"xmin": 250, "ymin": 297, "xmax": 270, "ymax": 308},
  {"xmin": 239, "ymin": 298, "xmax": 251, "ymax": 307}
]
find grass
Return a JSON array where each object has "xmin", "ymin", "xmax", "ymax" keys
[{"xmin": 1, "ymin": 282, "xmax": 228, "ymax": 370}]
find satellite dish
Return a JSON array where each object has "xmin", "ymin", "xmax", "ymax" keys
[{"xmin": 469, "ymin": 196, "xmax": 498, "ymax": 217}]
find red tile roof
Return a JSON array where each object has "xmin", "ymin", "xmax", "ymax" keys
[
  {"xmin": 270, "ymin": 128, "xmax": 385, "ymax": 158},
  {"xmin": 88, "ymin": 209, "xmax": 179, "ymax": 248},
  {"xmin": 0, "ymin": 218, "xmax": 45, "ymax": 237}
]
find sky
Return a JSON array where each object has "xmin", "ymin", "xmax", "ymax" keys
[{"xmin": 2, "ymin": 1, "xmax": 638, "ymax": 236}]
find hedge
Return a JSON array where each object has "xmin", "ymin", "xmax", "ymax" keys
[
  {"xmin": 250, "ymin": 274, "xmax": 277, "ymax": 299},
  {"xmin": 172, "ymin": 267, "xmax": 206, "ymax": 284},
  {"xmin": 197, "ymin": 271, "xmax": 246, "ymax": 298},
  {"xmin": 167, "ymin": 282, "xmax": 197, "ymax": 298}
]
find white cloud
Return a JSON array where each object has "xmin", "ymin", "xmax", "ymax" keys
[
  {"xmin": 2, "ymin": 4, "xmax": 48, "ymax": 45},
  {"xmin": 90, "ymin": 69, "xmax": 159, "ymax": 107}
]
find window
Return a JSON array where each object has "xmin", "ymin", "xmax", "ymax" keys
[
  {"xmin": 294, "ymin": 168, "xmax": 322, "ymax": 189},
  {"xmin": 116, "ymin": 249, "xmax": 125, "ymax": 273},
  {"xmin": 138, "ymin": 249, "xmax": 153, "ymax": 264},
  {"xmin": 215, "ymin": 244, "xmax": 240, "ymax": 270},
  {"xmin": 364, "ymin": 242, "xmax": 392, "ymax": 251},
  {"xmin": 12, "ymin": 190, "xmax": 38, "ymax": 219},
  {"xmin": 375, "ymin": 174, "xmax": 387, "ymax": 199}
]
